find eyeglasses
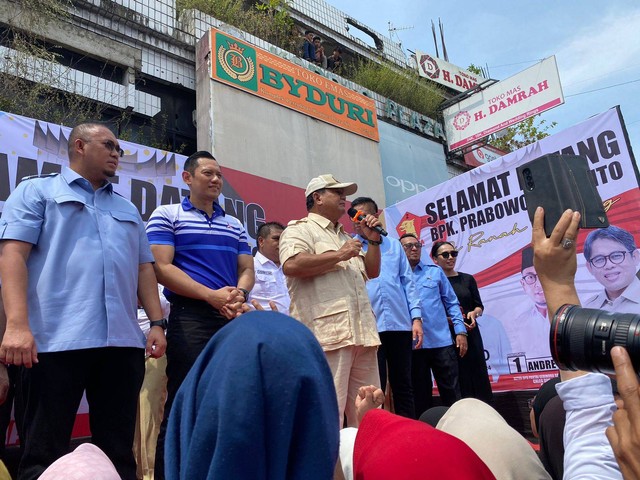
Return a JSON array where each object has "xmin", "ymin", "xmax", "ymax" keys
[
  {"xmin": 522, "ymin": 273, "xmax": 539, "ymax": 285},
  {"xmin": 437, "ymin": 251, "xmax": 458, "ymax": 259},
  {"xmin": 84, "ymin": 139, "xmax": 124, "ymax": 157},
  {"xmin": 402, "ymin": 243, "xmax": 422, "ymax": 250},
  {"xmin": 101, "ymin": 140, "xmax": 124, "ymax": 157},
  {"xmin": 588, "ymin": 251, "xmax": 632, "ymax": 269}
]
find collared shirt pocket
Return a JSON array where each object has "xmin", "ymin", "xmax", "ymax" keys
[
  {"xmin": 52, "ymin": 193, "xmax": 86, "ymax": 213},
  {"xmin": 311, "ymin": 298, "xmax": 352, "ymax": 345},
  {"xmin": 106, "ymin": 210, "xmax": 140, "ymax": 248},
  {"xmin": 255, "ymin": 271, "xmax": 277, "ymax": 297},
  {"xmin": 417, "ymin": 274, "xmax": 438, "ymax": 290},
  {"xmin": 109, "ymin": 210, "xmax": 138, "ymax": 222}
]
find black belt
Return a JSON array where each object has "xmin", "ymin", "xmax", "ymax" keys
[{"xmin": 169, "ymin": 295, "xmax": 213, "ymax": 309}]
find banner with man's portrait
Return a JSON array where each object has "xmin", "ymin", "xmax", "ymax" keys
[{"xmin": 384, "ymin": 106, "xmax": 640, "ymax": 391}]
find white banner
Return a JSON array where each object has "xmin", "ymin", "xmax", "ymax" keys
[
  {"xmin": 443, "ymin": 56, "xmax": 564, "ymax": 152},
  {"xmin": 415, "ymin": 51, "xmax": 485, "ymax": 93},
  {"xmin": 384, "ymin": 107, "xmax": 640, "ymax": 391},
  {"xmin": 0, "ymin": 111, "xmax": 313, "ymax": 250},
  {"xmin": 0, "ymin": 110, "xmax": 316, "ymax": 443}
]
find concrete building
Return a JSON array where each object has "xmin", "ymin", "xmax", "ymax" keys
[{"xmin": 0, "ymin": 0, "xmax": 469, "ymax": 206}]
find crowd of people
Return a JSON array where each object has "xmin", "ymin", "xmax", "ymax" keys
[
  {"xmin": 0, "ymin": 122, "xmax": 638, "ymax": 479},
  {"xmin": 302, "ymin": 29, "xmax": 343, "ymax": 74}
]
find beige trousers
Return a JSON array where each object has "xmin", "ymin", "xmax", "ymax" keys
[
  {"xmin": 325, "ymin": 345, "xmax": 379, "ymax": 428},
  {"xmin": 133, "ymin": 355, "xmax": 167, "ymax": 480}
]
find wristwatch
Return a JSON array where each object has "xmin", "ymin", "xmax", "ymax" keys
[
  {"xmin": 149, "ymin": 318, "xmax": 168, "ymax": 330},
  {"xmin": 239, "ymin": 288, "xmax": 250, "ymax": 300}
]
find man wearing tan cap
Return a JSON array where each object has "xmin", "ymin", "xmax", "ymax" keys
[{"xmin": 279, "ymin": 174, "xmax": 383, "ymax": 427}]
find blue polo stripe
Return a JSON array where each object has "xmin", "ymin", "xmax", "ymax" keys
[
  {"xmin": 175, "ymin": 244, "xmax": 240, "ymax": 253},
  {"xmin": 146, "ymin": 197, "xmax": 251, "ymax": 296}
]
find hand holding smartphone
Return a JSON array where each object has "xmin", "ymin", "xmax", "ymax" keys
[{"xmin": 516, "ymin": 154, "xmax": 609, "ymax": 236}]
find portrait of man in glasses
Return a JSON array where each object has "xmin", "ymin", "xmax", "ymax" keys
[
  {"xmin": 504, "ymin": 246, "xmax": 552, "ymax": 359},
  {"xmin": 582, "ymin": 225, "xmax": 640, "ymax": 314}
]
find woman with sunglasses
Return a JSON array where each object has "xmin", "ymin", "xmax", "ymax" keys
[{"xmin": 431, "ymin": 241, "xmax": 493, "ymax": 403}]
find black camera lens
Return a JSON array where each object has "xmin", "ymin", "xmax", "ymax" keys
[{"xmin": 550, "ymin": 304, "xmax": 640, "ymax": 374}]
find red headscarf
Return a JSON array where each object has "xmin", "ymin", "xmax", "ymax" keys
[{"xmin": 354, "ymin": 409, "xmax": 496, "ymax": 480}]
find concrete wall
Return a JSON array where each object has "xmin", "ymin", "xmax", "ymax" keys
[{"xmin": 196, "ymin": 35, "xmax": 386, "ymax": 207}]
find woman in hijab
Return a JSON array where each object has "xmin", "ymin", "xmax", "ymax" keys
[
  {"xmin": 353, "ymin": 407, "xmax": 496, "ymax": 480},
  {"xmin": 436, "ymin": 398, "xmax": 551, "ymax": 480},
  {"xmin": 165, "ymin": 311, "xmax": 340, "ymax": 480}
]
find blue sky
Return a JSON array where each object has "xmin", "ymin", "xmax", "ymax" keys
[{"xmin": 327, "ymin": 1, "xmax": 640, "ymax": 163}]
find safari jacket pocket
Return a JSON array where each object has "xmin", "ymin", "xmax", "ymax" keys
[{"xmin": 311, "ymin": 298, "xmax": 352, "ymax": 345}]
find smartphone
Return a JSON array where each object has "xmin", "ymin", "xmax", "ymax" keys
[
  {"xmin": 516, "ymin": 154, "xmax": 609, "ymax": 237},
  {"xmin": 460, "ymin": 306, "xmax": 472, "ymax": 326}
]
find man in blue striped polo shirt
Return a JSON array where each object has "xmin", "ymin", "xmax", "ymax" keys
[{"xmin": 146, "ymin": 151, "xmax": 254, "ymax": 479}]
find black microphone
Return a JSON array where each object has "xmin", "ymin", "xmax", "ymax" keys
[{"xmin": 348, "ymin": 207, "xmax": 388, "ymax": 236}]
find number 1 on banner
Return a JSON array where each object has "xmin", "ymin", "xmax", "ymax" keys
[{"xmin": 508, "ymin": 354, "xmax": 529, "ymax": 374}]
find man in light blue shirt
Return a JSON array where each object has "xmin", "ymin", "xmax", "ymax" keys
[
  {"xmin": 0, "ymin": 123, "xmax": 166, "ymax": 480},
  {"xmin": 351, "ymin": 197, "xmax": 423, "ymax": 419},
  {"xmin": 400, "ymin": 233, "xmax": 467, "ymax": 417}
]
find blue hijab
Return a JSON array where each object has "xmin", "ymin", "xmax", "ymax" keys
[{"xmin": 165, "ymin": 311, "xmax": 339, "ymax": 479}]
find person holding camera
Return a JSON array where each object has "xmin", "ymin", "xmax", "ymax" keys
[{"xmin": 532, "ymin": 207, "xmax": 640, "ymax": 479}]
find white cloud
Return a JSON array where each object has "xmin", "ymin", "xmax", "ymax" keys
[{"xmin": 555, "ymin": 9, "xmax": 640, "ymax": 91}]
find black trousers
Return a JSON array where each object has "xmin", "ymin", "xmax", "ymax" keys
[
  {"xmin": 154, "ymin": 297, "xmax": 229, "ymax": 480},
  {"xmin": 377, "ymin": 331, "xmax": 415, "ymax": 419},
  {"xmin": 16, "ymin": 347, "xmax": 144, "ymax": 480},
  {"xmin": 411, "ymin": 345, "xmax": 461, "ymax": 418},
  {"xmin": 457, "ymin": 325, "xmax": 493, "ymax": 403}
]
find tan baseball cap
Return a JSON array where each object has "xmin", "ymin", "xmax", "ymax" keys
[{"xmin": 304, "ymin": 174, "xmax": 358, "ymax": 197}]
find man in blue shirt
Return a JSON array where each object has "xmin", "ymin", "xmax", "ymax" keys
[
  {"xmin": 400, "ymin": 233, "xmax": 467, "ymax": 417},
  {"xmin": 351, "ymin": 197, "xmax": 423, "ymax": 419},
  {"xmin": 0, "ymin": 123, "xmax": 167, "ymax": 480},
  {"xmin": 301, "ymin": 30, "xmax": 316, "ymax": 62},
  {"xmin": 146, "ymin": 150, "xmax": 253, "ymax": 479}
]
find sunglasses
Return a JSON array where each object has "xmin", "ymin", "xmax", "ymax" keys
[{"xmin": 436, "ymin": 251, "xmax": 458, "ymax": 259}]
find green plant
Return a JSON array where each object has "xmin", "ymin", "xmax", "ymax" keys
[
  {"xmin": 178, "ymin": 0, "xmax": 299, "ymax": 54},
  {"xmin": 116, "ymin": 112, "xmax": 188, "ymax": 153},
  {"xmin": 490, "ymin": 116, "xmax": 557, "ymax": 152},
  {"xmin": 349, "ymin": 60, "xmax": 446, "ymax": 118}
]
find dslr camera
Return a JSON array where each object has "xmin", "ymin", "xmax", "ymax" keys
[{"xmin": 550, "ymin": 304, "xmax": 640, "ymax": 375}]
